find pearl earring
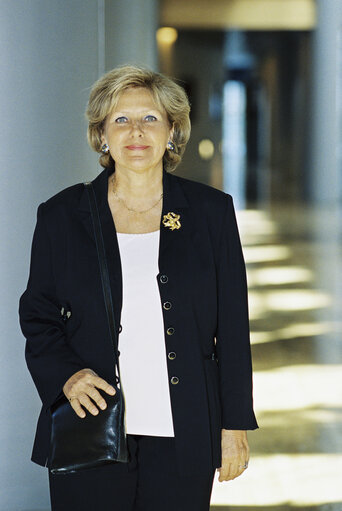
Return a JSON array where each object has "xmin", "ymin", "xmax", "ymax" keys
[{"xmin": 101, "ymin": 143, "xmax": 109, "ymax": 154}]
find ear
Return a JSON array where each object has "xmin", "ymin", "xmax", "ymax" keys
[
  {"xmin": 169, "ymin": 122, "xmax": 175, "ymax": 142},
  {"xmin": 100, "ymin": 133, "xmax": 107, "ymax": 145}
]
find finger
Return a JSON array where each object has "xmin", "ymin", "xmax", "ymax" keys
[
  {"xmin": 219, "ymin": 460, "xmax": 246, "ymax": 481},
  {"xmin": 220, "ymin": 469, "xmax": 242, "ymax": 482},
  {"xmin": 222, "ymin": 466, "xmax": 237, "ymax": 481},
  {"xmin": 232, "ymin": 458, "xmax": 249, "ymax": 479},
  {"xmin": 87, "ymin": 386, "xmax": 108, "ymax": 410},
  {"xmin": 69, "ymin": 398, "xmax": 86, "ymax": 419},
  {"xmin": 78, "ymin": 392, "xmax": 99, "ymax": 416},
  {"xmin": 218, "ymin": 463, "xmax": 231, "ymax": 482},
  {"xmin": 92, "ymin": 376, "xmax": 116, "ymax": 396},
  {"xmin": 231, "ymin": 464, "xmax": 245, "ymax": 480}
]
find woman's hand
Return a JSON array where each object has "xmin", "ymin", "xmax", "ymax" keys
[
  {"xmin": 63, "ymin": 368, "xmax": 116, "ymax": 418},
  {"xmin": 217, "ymin": 429, "xmax": 250, "ymax": 482}
]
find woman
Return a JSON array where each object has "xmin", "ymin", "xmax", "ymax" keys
[{"xmin": 19, "ymin": 65, "xmax": 258, "ymax": 511}]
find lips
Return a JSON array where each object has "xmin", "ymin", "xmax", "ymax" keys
[{"xmin": 125, "ymin": 145, "xmax": 149, "ymax": 150}]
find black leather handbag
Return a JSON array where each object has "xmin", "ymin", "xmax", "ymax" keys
[{"xmin": 48, "ymin": 181, "xmax": 129, "ymax": 474}]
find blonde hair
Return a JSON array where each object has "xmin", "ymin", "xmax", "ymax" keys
[{"xmin": 86, "ymin": 65, "xmax": 191, "ymax": 172}]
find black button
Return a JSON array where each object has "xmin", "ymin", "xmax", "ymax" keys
[
  {"xmin": 163, "ymin": 301, "xmax": 172, "ymax": 310},
  {"xmin": 168, "ymin": 352, "xmax": 176, "ymax": 360},
  {"xmin": 166, "ymin": 327, "xmax": 175, "ymax": 336},
  {"xmin": 160, "ymin": 274, "xmax": 168, "ymax": 284},
  {"xmin": 171, "ymin": 376, "xmax": 179, "ymax": 385},
  {"xmin": 119, "ymin": 324, "xmax": 122, "ymax": 333}
]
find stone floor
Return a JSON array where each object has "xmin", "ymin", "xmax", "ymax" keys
[{"xmin": 210, "ymin": 203, "xmax": 342, "ymax": 510}]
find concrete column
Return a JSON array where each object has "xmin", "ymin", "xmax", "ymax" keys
[
  {"xmin": 1, "ymin": 1, "xmax": 159, "ymax": 508},
  {"xmin": 309, "ymin": 0, "xmax": 342, "ymax": 204},
  {"xmin": 0, "ymin": 2, "xmax": 100, "ymax": 509},
  {"xmin": 105, "ymin": 0, "xmax": 159, "ymax": 71}
]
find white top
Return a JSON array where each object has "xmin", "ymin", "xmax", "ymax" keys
[{"xmin": 116, "ymin": 230, "xmax": 175, "ymax": 437}]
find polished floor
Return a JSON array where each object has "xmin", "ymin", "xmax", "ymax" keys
[{"xmin": 210, "ymin": 203, "xmax": 342, "ymax": 510}]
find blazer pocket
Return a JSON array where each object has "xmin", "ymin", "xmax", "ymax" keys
[
  {"xmin": 204, "ymin": 358, "xmax": 222, "ymax": 430},
  {"xmin": 203, "ymin": 357, "xmax": 222, "ymax": 466}
]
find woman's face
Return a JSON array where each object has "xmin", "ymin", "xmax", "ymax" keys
[{"xmin": 102, "ymin": 87, "xmax": 173, "ymax": 175}]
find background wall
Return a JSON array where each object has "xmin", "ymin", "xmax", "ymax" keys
[{"xmin": 0, "ymin": 1, "xmax": 157, "ymax": 509}]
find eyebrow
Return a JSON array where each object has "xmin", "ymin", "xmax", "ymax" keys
[{"xmin": 111, "ymin": 109, "xmax": 161, "ymax": 115}]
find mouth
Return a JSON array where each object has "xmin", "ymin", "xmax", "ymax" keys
[{"xmin": 125, "ymin": 145, "xmax": 149, "ymax": 150}]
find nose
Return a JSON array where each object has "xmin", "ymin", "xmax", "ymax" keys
[{"xmin": 129, "ymin": 119, "xmax": 144, "ymax": 136}]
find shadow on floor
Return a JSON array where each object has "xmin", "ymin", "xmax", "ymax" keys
[{"xmin": 249, "ymin": 406, "xmax": 342, "ymax": 454}]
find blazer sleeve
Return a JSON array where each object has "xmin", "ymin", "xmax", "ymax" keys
[
  {"xmin": 215, "ymin": 195, "xmax": 258, "ymax": 430},
  {"xmin": 18, "ymin": 202, "xmax": 85, "ymax": 409}
]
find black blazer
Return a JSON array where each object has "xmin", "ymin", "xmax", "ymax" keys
[{"xmin": 19, "ymin": 166, "xmax": 258, "ymax": 477}]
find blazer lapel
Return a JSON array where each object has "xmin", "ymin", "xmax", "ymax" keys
[
  {"xmin": 159, "ymin": 169, "xmax": 190, "ymax": 271},
  {"xmin": 77, "ymin": 166, "xmax": 190, "ymax": 320}
]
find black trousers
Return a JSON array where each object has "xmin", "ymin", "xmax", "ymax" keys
[{"xmin": 49, "ymin": 434, "xmax": 216, "ymax": 511}]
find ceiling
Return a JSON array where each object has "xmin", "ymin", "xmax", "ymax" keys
[{"xmin": 160, "ymin": 0, "xmax": 316, "ymax": 30}]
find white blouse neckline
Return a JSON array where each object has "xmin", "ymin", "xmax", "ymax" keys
[{"xmin": 116, "ymin": 230, "xmax": 160, "ymax": 236}]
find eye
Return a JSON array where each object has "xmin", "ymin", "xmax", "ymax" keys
[
  {"xmin": 115, "ymin": 116, "xmax": 128, "ymax": 123},
  {"xmin": 144, "ymin": 115, "xmax": 157, "ymax": 122}
]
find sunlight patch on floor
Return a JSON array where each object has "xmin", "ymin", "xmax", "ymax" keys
[
  {"xmin": 243, "ymin": 245, "xmax": 292, "ymax": 264},
  {"xmin": 253, "ymin": 365, "xmax": 342, "ymax": 413},
  {"xmin": 247, "ymin": 266, "xmax": 314, "ymax": 287},
  {"xmin": 250, "ymin": 321, "xmax": 341, "ymax": 345},
  {"xmin": 236, "ymin": 209, "xmax": 278, "ymax": 239},
  {"xmin": 248, "ymin": 289, "xmax": 332, "ymax": 319},
  {"xmin": 211, "ymin": 454, "xmax": 342, "ymax": 507}
]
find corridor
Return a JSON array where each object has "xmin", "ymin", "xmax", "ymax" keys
[{"xmin": 210, "ymin": 203, "xmax": 342, "ymax": 510}]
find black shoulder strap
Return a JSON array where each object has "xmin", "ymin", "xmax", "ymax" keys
[{"xmin": 84, "ymin": 181, "xmax": 121, "ymax": 384}]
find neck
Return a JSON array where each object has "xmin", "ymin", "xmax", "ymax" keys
[{"xmin": 111, "ymin": 166, "xmax": 163, "ymax": 200}]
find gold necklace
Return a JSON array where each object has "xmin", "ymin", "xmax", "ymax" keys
[{"xmin": 111, "ymin": 175, "xmax": 163, "ymax": 214}]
